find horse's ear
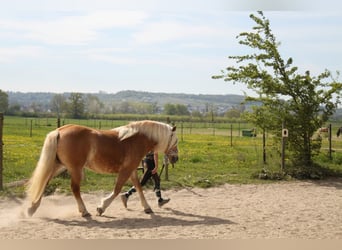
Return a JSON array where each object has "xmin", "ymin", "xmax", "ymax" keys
[{"xmin": 172, "ymin": 125, "xmax": 177, "ymax": 132}]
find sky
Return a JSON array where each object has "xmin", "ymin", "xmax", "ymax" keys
[{"xmin": 0, "ymin": 0, "xmax": 342, "ymax": 96}]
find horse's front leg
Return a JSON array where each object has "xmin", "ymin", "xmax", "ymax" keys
[
  {"xmin": 130, "ymin": 170, "xmax": 153, "ymax": 214},
  {"xmin": 97, "ymin": 168, "xmax": 132, "ymax": 216}
]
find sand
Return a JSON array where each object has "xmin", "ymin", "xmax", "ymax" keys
[{"xmin": 0, "ymin": 179, "xmax": 341, "ymax": 239}]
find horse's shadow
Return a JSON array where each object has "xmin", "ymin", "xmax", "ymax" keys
[{"xmin": 44, "ymin": 208, "xmax": 235, "ymax": 229}]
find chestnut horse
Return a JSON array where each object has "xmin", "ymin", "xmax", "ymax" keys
[{"xmin": 25, "ymin": 120, "xmax": 178, "ymax": 217}]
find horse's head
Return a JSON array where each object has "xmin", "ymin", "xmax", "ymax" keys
[
  {"xmin": 165, "ymin": 125, "xmax": 179, "ymax": 164},
  {"xmin": 124, "ymin": 120, "xmax": 179, "ymax": 163}
]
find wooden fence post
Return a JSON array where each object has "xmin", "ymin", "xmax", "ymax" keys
[
  {"xmin": 0, "ymin": 113, "xmax": 3, "ymax": 190},
  {"xmin": 328, "ymin": 124, "xmax": 332, "ymax": 160},
  {"xmin": 263, "ymin": 128, "xmax": 266, "ymax": 164},
  {"xmin": 30, "ymin": 119, "xmax": 33, "ymax": 137},
  {"xmin": 57, "ymin": 117, "xmax": 61, "ymax": 128},
  {"xmin": 230, "ymin": 124, "xmax": 233, "ymax": 147},
  {"xmin": 181, "ymin": 121, "xmax": 183, "ymax": 142},
  {"xmin": 281, "ymin": 122, "xmax": 288, "ymax": 172},
  {"xmin": 164, "ymin": 163, "xmax": 169, "ymax": 181}
]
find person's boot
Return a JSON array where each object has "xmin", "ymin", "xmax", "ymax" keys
[
  {"xmin": 155, "ymin": 189, "xmax": 170, "ymax": 207},
  {"xmin": 158, "ymin": 198, "xmax": 170, "ymax": 207},
  {"xmin": 121, "ymin": 187, "xmax": 136, "ymax": 208}
]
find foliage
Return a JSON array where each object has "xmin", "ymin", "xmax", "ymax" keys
[
  {"xmin": 0, "ymin": 89, "xmax": 9, "ymax": 113},
  {"xmin": 68, "ymin": 93, "xmax": 85, "ymax": 118},
  {"xmin": 164, "ymin": 103, "xmax": 190, "ymax": 116},
  {"xmin": 213, "ymin": 11, "xmax": 342, "ymax": 169},
  {"xmin": 113, "ymin": 101, "xmax": 157, "ymax": 114},
  {"xmin": 84, "ymin": 94, "xmax": 104, "ymax": 115},
  {"xmin": 50, "ymin": 94, "xmax": 67, "ymax": 117},
  {"xmin": 225, "ymin": 108, "xmax": 243, "ymax": 119}
]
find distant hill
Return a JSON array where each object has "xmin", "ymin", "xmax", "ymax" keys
[{"xmin": 7, "ymin": 90, "xmax": 247, "ymax": 114}]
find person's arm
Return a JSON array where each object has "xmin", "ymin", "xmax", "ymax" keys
[{"xmin": 152, "ymin": 152, "xmax": 159, "ymax": 174}]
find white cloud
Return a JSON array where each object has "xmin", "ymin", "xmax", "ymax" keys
[
  {"xmin": 132, "ymin": 21, "xmax": 224, "ymax": 45},
  {"xmin": 0, "ymin": 46, "xmax": 46, "ymax": 63},
  {"xmin": 0, "ymin": 0, "xmax": 232, "ymax": 13},
  {"xmin": 78, "ymin": 45, "xmax": 229, "ymax": 72},
  {"xmin": 77, "ymin": 47, "xmax": 137, "ymax": 64},
  {"xmin": 0, "ymin": 10, "xmax": 148, "ymax": 45}
]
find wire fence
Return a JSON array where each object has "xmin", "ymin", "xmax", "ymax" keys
[{"xmin": 1, "ymin": 115, "xmax": 342, "ymax": 189}]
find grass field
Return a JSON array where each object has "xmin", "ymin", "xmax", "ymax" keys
[{"xmin": 1, "ymin": 116, "xmax": 342, "ymax": 196}]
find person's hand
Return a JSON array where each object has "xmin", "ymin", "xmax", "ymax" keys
[
  {"xmin": 152, "ymin": 166, "xmax": 158, "ymax": 174},
  {"xmin": 152, "ymin": 152, "xmax": 159, "ymax": 174}
]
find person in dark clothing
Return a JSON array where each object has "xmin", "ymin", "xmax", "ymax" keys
[
  {"xmin": 121, "ymin": 151, "xmax": 170, "ymax": 208},
  {"xmin": 337, "ymin": 127, "xmax": 342, "ymax": 137}
]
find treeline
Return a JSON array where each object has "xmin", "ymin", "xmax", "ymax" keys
[
  {"xmin": 2, "ymin": 90, "xmax": 342, "ymax": 121},
  {"xmin": 0, "ymin": 91, "xmax": 221, "ymax": 120}
]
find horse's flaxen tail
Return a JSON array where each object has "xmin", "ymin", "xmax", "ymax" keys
[{"xmin": 26, "ymin": 129, "xmax": 60, "ymax": 206}]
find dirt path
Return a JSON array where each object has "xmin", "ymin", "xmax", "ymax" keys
[{"xmin": 0, "ymin": 179, "xmax": 341, "ymax": 239}]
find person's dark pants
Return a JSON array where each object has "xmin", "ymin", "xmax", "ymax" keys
[{"xmin": 126, "ymin": 158, "xmax": 162, "ymax": 199}]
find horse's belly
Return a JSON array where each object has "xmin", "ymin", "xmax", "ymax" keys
[{"xmin": 86, "ymin": 162, "xmax": 119, "ymax": 174}]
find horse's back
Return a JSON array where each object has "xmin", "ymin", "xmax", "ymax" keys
[{"xmin": 56, "ymin": 124, "xmax": 124, "ymax": 173}]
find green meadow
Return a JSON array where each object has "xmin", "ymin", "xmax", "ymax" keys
[{"xmin": 1, "ymin": 116, "xmax": 342, "ymax": 197}]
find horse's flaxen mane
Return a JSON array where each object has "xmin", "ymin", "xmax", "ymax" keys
[{"xmin": 113, "ymin": 120, "xmax": 173, "ymax": 151}]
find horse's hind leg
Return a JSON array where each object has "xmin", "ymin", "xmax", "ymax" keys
[
  {"xmin": 26, "ymin": 163, "xmax": 63, "ymax": 217},
  {"xmin": 70, "ymin": 168, "xmax": 90, "ymax": 217},
  {"xmin": 27, "ymin": 197, "xmax": 42, "ymax": 217}
]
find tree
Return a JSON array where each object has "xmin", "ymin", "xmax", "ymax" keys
[
  {"xmin": 7, "ymin": 104, "xmax": 21, "ymax": 115},
  {"xmin": 29, "ymin": 102, "xmax": 43, "ymax": 113},
  {"xmin": 164, "ymin": 103, "xmax": 190, "ymax": 116},
  {"xmin": 164, "ymin": 103, "xmax": 177, "ymax": 115},
  {"xmin": 85, "ymin": 94, "xmax": 104, "ymax": 116},
  {"xmin": 0, "ymin": 90, "xmax": 8, "ymax": 113},
  {"xmin": 213, "ymin": 11, "xmax": 342, "ymax": 169},
  {"xmin": 50, "ymin": 94, "xmax": 67, "ymax": 117},
  {"xmin": 225, "ymin": 108, "xmax": 241, "ymax": 119},
  {"xmin": 175, "ymin": 104, "xmax": 190, "ymax": 116},
  {"xmin": 68, "ymin": 93, "xmax": 85, "ymax": 118}
]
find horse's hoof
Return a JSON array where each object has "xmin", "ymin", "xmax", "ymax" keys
[
  {"xmin": 27, "ymin": 207, "xmax": 35, "ymax": 217},
  {"xmin": 96, "ymin": 207, "xmax": 104, "ymax": 216},
  {"xmin": 144, "ymin": 208, "xmax": 154, "ymax": 214},
  {"xmin": 82, "ymin": 211, "xmax": 91, "ymax": 217}
]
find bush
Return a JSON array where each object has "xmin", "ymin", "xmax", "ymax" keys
[{"xmin": 285, "ymin": 163, "xmax": 342, "ymax": 180}]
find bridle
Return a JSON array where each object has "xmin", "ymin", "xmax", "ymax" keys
[
  {"xmin": 167, "ymin": 131, "xmax": 178, "ymax": 153},
  {"xmin": 162, "ymin": 129, "xmax": 178, "ymax": 171},
  {"xmin": 165, "ymin": 130, "xmax": 178, "ymax": 157}
]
